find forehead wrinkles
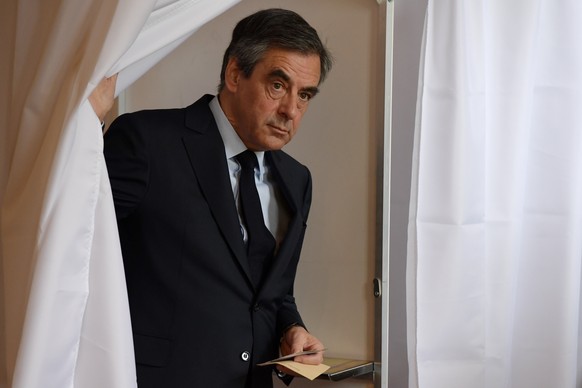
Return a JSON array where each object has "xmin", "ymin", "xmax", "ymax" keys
[{"xmin": 261, "ymin": 51, "xmax": 321, "ymax": 88}]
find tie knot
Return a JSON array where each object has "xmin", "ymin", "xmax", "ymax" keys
[{"xmin": 236, "ymin": 150, "xmax": 258, "ymax": 171}]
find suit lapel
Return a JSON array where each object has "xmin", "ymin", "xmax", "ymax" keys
[
  {"xmin": 259, "ymin": 152, "xmax": 306, "ymax": 293},
  {"xmin": 181, "ymin": 96, "xmax": 253, "ymax": 286}
]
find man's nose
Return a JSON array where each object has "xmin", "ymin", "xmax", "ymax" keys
[{"xmin": 278, "ymin": 93, "xmax": 299, "ymax": 120}]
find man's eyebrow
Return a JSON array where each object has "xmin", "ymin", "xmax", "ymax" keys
[
  {"xmin": 269, "ymin": 69, "xmax": 320, "ymax": 96},
  {"xmin": 302, "ymin": 86, "xmax": 320, "ymax": 97},
  {"xmin": 269, "ymin": 69, "xmax": 290, "ymax": 82}
]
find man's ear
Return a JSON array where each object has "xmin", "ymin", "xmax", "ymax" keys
[{"xmin": 224, "ymin": 57, "xmax": 241, "ymax": 92}]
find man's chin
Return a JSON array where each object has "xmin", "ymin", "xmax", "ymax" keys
[{"xmin": 262, "ymin": 137, "xmax": 289, "ymax": 151}]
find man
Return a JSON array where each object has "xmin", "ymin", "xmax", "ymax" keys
[{"xmin": 103, "ymin": 8, "xmax": 333, "ymax": 388}]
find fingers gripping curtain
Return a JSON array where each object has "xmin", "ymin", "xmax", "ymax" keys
[
  {"xmin": 0, "ymin": 0, "xmax": 239, "ymax": 387},
  {"xmin": 408, "ymin": 1, "xmax": 582, "ymax": 387}
]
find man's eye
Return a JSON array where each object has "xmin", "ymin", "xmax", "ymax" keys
[
  {"xmin": 273, "ymin": 82, "xmax": 283, "ymax": 90},
  {"xmin": 299, "ymin": 92, "xmax": 312, "ymax": 102}
]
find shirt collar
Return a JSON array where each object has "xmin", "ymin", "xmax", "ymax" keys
[{"xmin": 209, "ymin": 96, "xmax": 266, "ymax": 170}]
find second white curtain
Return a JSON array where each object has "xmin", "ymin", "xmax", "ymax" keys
[{"xmin": 407, "ymin": 1, "xmax": 582, "ymax": 387}]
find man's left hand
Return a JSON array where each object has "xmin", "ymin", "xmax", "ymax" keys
[{"xmin": 279, "ymin": 325, "xmax": 325, "ymax": 365}]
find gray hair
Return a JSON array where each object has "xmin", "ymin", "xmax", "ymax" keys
[{"xmin": 218, "ymin": 8, "xmax": 333, "ymax": 92}]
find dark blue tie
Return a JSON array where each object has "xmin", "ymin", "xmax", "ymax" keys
[{"xmin": 236, "ymin": 150, "xmax": 275, "ymax": 286}]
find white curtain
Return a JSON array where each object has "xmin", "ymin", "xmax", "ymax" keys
[
  {"xmin": 0, "ymin": 0, "xmax": 239, "ymax": 387},
  {"xmin": 407, "ymin": 1, "xmax": 582, "ymax": 387}
]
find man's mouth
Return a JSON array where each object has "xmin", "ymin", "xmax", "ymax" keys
[{"xmin": 268, "ymin": 123, "xmax": 289, "ymax": 133}]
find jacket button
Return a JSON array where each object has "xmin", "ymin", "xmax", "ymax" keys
[
  {"xmin": 241, "ymin": 351, "xmax": 250, "ymax": 362},
  {"xmin": 253, "ymin": 303, "xmax": 261, "ymax": 312}
]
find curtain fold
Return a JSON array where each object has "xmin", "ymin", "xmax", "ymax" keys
[
  {"xmin": 408, "ymin": 1, "xmax": 582, "ymax": 387},
  {"xmin": 0, "ymin": 1, "xmax": 239, "ymax": 387}
]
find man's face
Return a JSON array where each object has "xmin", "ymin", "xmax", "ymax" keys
[{"xmin": 224, "ymin": 48, "xmax": 322, "ymax": 151}]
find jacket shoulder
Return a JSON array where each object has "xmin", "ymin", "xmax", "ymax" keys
[
  {"xmin": 268, "ymin": 150, "xmax": 310, "ymax": 178},
  {"xmin": 109, "ymin": 94, "xmax": 215, "ymax": 134}
]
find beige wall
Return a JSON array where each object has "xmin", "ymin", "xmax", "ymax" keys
[{"xmin": 122, "ymin": 1, "xmax": 388, "ymax": 387}]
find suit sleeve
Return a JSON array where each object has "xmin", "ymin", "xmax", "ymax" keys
[{"xmin": 103, "ymin": 113, "xmax": 150, "ymax": 219}]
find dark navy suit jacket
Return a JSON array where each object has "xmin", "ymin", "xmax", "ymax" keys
[{"xmin": 104, "ymin": 94, "xmax": 311, "ymax": 388}]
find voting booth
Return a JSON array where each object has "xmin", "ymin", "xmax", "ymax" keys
[{"xmin": 116, "ymin": 0, "xmax": 424, "ymax": 387}]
